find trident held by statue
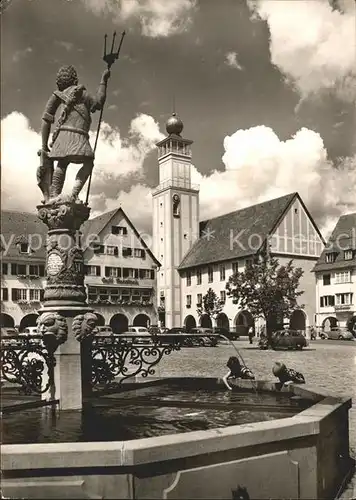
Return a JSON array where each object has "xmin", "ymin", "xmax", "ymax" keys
[{"xmin": 85, "ymin": 30, "xmax": 126, "ymax": 205}]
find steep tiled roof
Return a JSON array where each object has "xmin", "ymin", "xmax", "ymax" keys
[
  {"xmin": 313, "ymin": 213, "xmax": 356, "ymax": 273},
  {"xmin": 81, "ymin": 207, "xmax": 161, "ymax": 267},
  {"xmin": 179, "ymin": 193, "xmax": 297, "ymax": 270},
  {"xmin": 1, "ymin": 210, "xmax": 47, "ymax": 261},
  {"xmin": 81, "ymin": 208, "xmax": 118, "ymax": 250}
]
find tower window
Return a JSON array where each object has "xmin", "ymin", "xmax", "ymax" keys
[{"xmin": 173, "ymin": 194, "xmax": 180, "ymax": 218}]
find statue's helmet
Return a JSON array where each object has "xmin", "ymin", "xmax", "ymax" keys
[{"xmin": 56, "ymin": 65, "xmax": 78, "ymax": 91}]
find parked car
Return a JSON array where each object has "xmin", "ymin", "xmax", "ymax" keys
[
  {"xmin": 270, "ymin": 329, "xmax": 307, "ymax": 350},
  {"xmin": 320, "ymin": 328, "xmax": 354, "ymax": 341},
  {"xmin": 93, "ymin": 326, "xmax": 114, "ymax": 344},
  {"xmin": 96, "ymin": 326, "xmax": 114, "ymax": 336},
  {"xmin": 213, "ymin": 327, "xmax": 238, "ymax": 341},
  {"xmin": 148, "ymin": 326, "xmax": 169, "ymax": 336},
  {"xmin": 126, "ymin": 326, "xmax": 151, "ymax": 344},
  {"xmin": 22, "ymin": 326, "xmax": 38, "ymax": 336},
  {"xmin": 168, "ymin": 327, "xmax": 186, "ymax": 334},
  {"xmin": 19, "ymin": 326, "xmax": 42, "ymax": 344},
  {"xmin": 190, "ymin": 328, "xmax": 218, "ymax": 347},
  {"xmin": 1, "ymin": 327, "xmax": 20, "ymax": 346}
]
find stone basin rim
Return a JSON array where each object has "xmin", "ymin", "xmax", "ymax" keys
[{"xmin": 1, "ymin": 378, "xmax": 352, "ymax": 470}]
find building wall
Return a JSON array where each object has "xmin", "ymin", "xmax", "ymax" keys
[
  {"xmin": 180, "ymin": 254, "xmax": 318, "ymax": 334},
  {"xmin": 270, "ymin": 197, "xmax": 324, "ymax": 258},
  {"xmin": 1, "ymin": 259, "xmax": 46, "ymax": 330},
  {"xmin": 315, "ymin": 268, "xmax": 356, "ymax": 328},
  {"xmin": 274, "ymin": 255, "xmax": 318, "ymax": 329},
  {"xmin": 83, "ymin": 210, "xmax": 158, "ymax": 330},
  {"xmin": 181, "ymin": 258, "xmax": 253, "ymax": 331}
]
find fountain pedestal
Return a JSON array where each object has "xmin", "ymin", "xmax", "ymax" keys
[{"xmin": 37, "ymin": 200, "xmax": 94, "ymax": 410}]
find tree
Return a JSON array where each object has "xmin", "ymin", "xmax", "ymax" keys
[
  {"xmin": 197, "ymin": 288, "xmax": 224, "ymax": 323},
  {"xmin": 225, "ymin": 250, "xmax": 304, "ymax": 343}
]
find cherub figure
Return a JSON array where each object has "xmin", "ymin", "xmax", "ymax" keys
[
  {"xmin": 222, "ymin": 356, "xmax": 255, "ymax": 391},
  {"xmin": 38, "ymin": 64, "xmax": 110, "ymax": 203},
  {"xmin": 272, "ymin": 361, "xmax": 305, "ymax": 386}
]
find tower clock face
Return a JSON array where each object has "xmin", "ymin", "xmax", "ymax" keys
[{"xmin": 173, "ymin": 194, "xmax": 180, "ymax": 202}]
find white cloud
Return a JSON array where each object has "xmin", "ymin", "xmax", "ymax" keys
[
  {"xmin": 90, "ymin": 184, "xmax": 153, "ymax": 233},
  {"xmin": 91, "ymin": 113, "xmax": 163, "ymax": 179},
  {"xmin": 225, "ymin": 51, "xmax": 243, "ymax": 70},
  {"xmin": 81, "ymin": 0, "xmax": 197, "ymax": 38},
  {"xmin": 193, "ymin": 125, "xmax": 356, "ymax": 235},
  {"xmin": 248, "ymin": 0, "xmax": 356, "ymax": 101},
  {"xmin": 2, "ymin": 113, "xmax": 355, "ymax": 240},
  {"xmin": 55, "ymin": 40, "xmax": 74, "ymax": 51},
  {"xmin": 1, "ymin": 112, "xmax": 163, "ymax": 218}
]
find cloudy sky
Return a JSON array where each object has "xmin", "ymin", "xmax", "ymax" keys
[{"xmin": 2, "ymin": 0, "xmax": 356, "ymax": 237}]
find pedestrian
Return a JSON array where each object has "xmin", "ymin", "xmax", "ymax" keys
[
  {"xmin": 310, "ymin": 326, "xmax": 316, "ymax": 340},
  {"xmin": 248, "ymin": 326, "xmax": 254, "ymax": 344},
  {"xmin": 223, "ymin": 356, "xmax": 255, "ymax": 390},
  {"xmin": 272, "ymin": 362, "xmax": 305, "ymax": 386}
]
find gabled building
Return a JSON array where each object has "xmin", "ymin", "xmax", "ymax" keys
[
  {"xmin": 313, "ymin": 213, "xmax": 356, "ymax": 331},
  {"xmin": 81, "ymin": 207, "xmax": 160, "ymax": 331},
  {"xmin": 152, "ymin": 113, "xmax": 325, "ymax": 334},
  {"xmin": 1, "ymin": 207, "xmax": 160, "ymax": 332}
]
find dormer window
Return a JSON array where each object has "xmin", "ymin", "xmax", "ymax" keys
[
  {"xmin": 20, "ymin": 243, "xmax": 29, "ymax": 254},
  {"xmin": 112, "ymin": 225, "xmax": 127, "ymax": 236},
  {"xmin": 325, "ymin": 252, "xmax": 337, "ymax": 263},
  {"xmin": 344, "ymin": 250, "xmax": 353, "ymax": 261}
]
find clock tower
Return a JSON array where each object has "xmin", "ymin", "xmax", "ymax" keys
[{"xmin": 152, "ymin": 113, "xmax": 199, "ymax": 328}]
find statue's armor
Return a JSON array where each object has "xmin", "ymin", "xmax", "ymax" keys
[{"xmin": 44, "ymin": 86, "xmax": 97, "ymax": 163}]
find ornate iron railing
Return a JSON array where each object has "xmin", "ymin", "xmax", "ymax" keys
[
  {"xmin": 0, "ymin": 336, "xmax": 55, "ymax": 395},
  {"xmin": 89, "ymin": 333, "xmax": 219, "ymax": 390}
]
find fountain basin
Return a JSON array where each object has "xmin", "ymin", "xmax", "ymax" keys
[{"xmin": 1, "ymin": 378, "xmax": 353, "ymax": 499}]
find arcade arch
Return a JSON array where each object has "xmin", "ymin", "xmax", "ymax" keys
[
  {"xmin": 289, "ymin": 310, "xmax": 307, "ymax": 331},
  {"xmin": 19, "ymin": 314, "xmax": 39, "ymax": 332},
  {"xmin": 234, "ymin": 310, "xmax": 254, "ymax": 335},
  {"xmin": 0, "ymin": 313, "xmax": 15, "ymax": 328},
  {"xmin": 110, "ymin": 314, "xmax": 129, "ymax": 334},
  {"xmin": 133, "ymin": 314, "xmax": 150, "ymax": 328},
  {"xmin": 200, "ymin": 314, "xmax": 212, "ymax": 328},
  {"xmin": 184, "ymin": 315, "xmax": 196, "ymax": 332}
]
